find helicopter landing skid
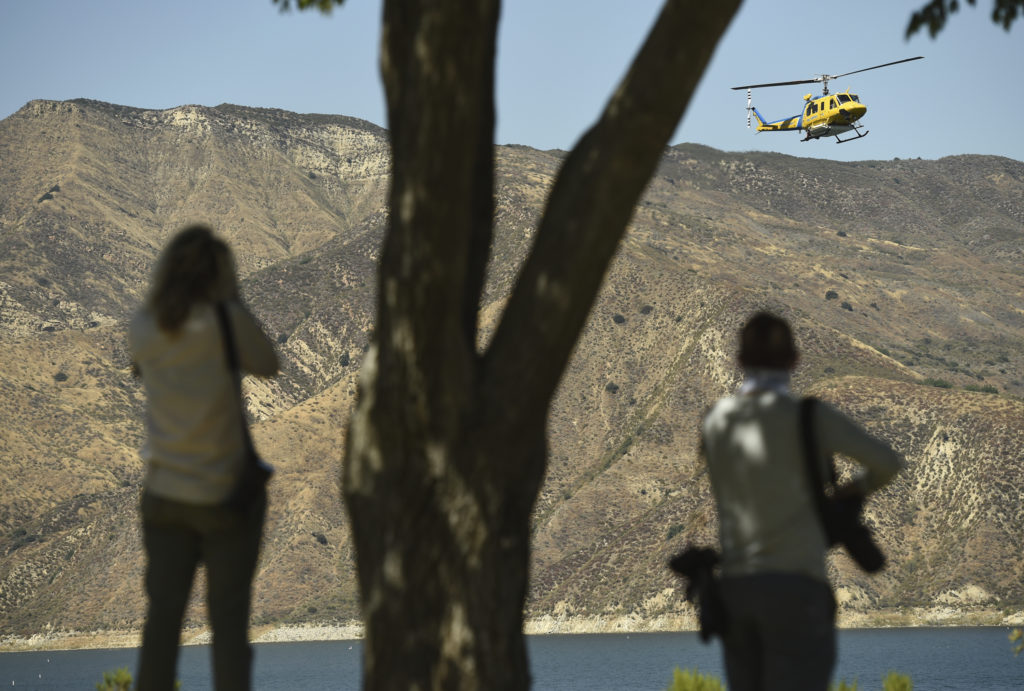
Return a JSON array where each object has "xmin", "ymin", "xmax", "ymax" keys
[
  {"xmin": 834, "ymin": 128, "xmax": 868, "ymax": 143},
  {"xmin": 801, "ymin": 123, "xmax": 869, "ymax": 143}
]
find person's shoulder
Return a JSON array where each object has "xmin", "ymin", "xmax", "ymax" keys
[
  {"xmin": 804, "ymin": 397, "xmax": 861, "ymax": 433},
  {"xmin": 221, "ymin": 299, "xmax": 252, "ymax": 322},
  {"xmin": 128, "ymin": 307, "xmax": 156, "ymax": 340},
  {"xmin": 707, "ymin": 394, "xmax": 738, "ymax": 412},
  {"xmin": 804, "ymin": 396, "xmax": 844, "ymax": 419},
  {"xmin": 703, "ymin": 394, "xmax": 739, "ymax": 426}
]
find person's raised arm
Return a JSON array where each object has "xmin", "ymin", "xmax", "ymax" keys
[{"xmin": 227, "ymin": 301, "xmax": 279, "ymax": 377}]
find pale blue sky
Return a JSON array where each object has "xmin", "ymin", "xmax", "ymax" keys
[{"xmin": 1, "ymin": 1, "xmax": 1021, "ymax": 163}]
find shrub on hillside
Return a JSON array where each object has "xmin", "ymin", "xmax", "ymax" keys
[{"xmin": 964, "ymin": 384, "xmax": 998, "ymax": 394}]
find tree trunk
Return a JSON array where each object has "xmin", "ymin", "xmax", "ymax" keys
[{"xmin": 342, "ymin": 1, "xmax": 742, "ymax": 689}]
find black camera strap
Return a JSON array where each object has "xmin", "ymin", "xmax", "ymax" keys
[
  {"xmin": 214, "ymin": 302, "xmax": 258, "ymax": 463},
  {"xmin": 800, "ymin": 397, "xmax": 837, "ymax": 539}
]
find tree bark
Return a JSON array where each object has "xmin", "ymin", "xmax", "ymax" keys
[{"xmin": 342, "ymin": 1, "xmax": 742, "ymax": 689}]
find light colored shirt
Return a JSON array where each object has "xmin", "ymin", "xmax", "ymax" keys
[
  {"xmin": 702, "ymin": 374, "xmax": 903, "ymax": 582},
  {"xmin": 129, "ymin": 301, "xmax": 278, "ymax": 505}
]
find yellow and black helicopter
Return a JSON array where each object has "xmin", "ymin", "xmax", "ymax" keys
[{"xmin": 732, "ymin": 56, "xmax": 923, "ymax": 144}]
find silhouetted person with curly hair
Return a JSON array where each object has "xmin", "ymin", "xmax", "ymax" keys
[{"xmin": 130, "ymin": 225, "xmax": 278, "ymax": 691}]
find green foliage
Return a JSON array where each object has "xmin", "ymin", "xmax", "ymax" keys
[
  {"xmin": 882, "ymin": 671, "xmax": 913, "ymax": 690},
  {"xmin": 273, "ymin": 0, "xmax": 346, "ymax": 13},
  {"xmin": 96, "ymin": 668, "xmax": 133, "ymax": 691},
  {"xmin": 1010, "ymin": 627, "xmax": 1024, "ymax": 656},
  {"xmin": 660, "ymin": 669, "xmax": 914, "ymax": 691},
  {"xmin": 666, "ymin": 667, "xmax": 725, "ymax": 691},
  {"xmin": 922, "ymin": 377, "xmax": 953, "ymax": 388},
  {"xmin": 907, "ymin": 0, "xmax": 1023, "ymax": 38},
  {"xmin": 667, "ymin": 523, "xmax": 685, "ymax": 540},
  {"xmin": 964, "ymin": 383, "xmax": 999, "ymax": 394},
  {"xmin": 96, "ymin": 669, "xmax": 181, "ymax": 691}
]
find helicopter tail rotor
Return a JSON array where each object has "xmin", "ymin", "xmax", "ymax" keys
[{"xmin": 746, "ymin": 89, "xmax": 752, "ymax": 128}]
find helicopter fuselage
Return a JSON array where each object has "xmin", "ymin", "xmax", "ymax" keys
[
  {"xmin": 750, "ymin": 89, "xmax": 867, "ymax": 141},
  {"xmin": 732, "ymin": 57, "xmax": 921, "ymax": 143}
]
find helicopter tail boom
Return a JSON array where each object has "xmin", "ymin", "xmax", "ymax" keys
[{"xmin": 751, "ymin": 108, "xmax": 802, "ymax": 132}]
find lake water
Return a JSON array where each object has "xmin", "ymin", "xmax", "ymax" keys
[{"xmin": 2, "ymin": 628, "xmax": 1021, "ymax": 689}]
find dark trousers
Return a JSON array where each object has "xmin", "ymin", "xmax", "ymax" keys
[
  {"xmin": 719, "ymin": 572, "xmax": 836, "ymax": 691},
  {"xmin": 136, "ymin": 490, "xmax": 266, "ymax": 691}
]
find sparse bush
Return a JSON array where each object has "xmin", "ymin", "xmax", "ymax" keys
[
  {"xmin": 666, "ymin": 667, "xmax": 725, "ymax": 691},
  {"xmin": 641, "ymin": 305, "xmax": 654, "ymax": 315},
  {"xmin": 96, "ymin": 669, "xmax": 180, "ymax": 691},
  {"xmin": 840, "ymin": 301, "xmax": 853, "ymax": 311},
  {"xmin": 612, "ymin": 314, "xmax": 626, "ymax": 324},
  {"xmin": 54, "ymin": 372, "xmax": 68, "ymax": 382},
  {"xmin": 1010, "ymin": 627, "xmax": 1023, "ymax": 656},
  {"xmin": 964, "ymin": 384, "xmax": 998, "ymax": 394},
  {"xmin": 882, "ymin": 671, "xmax": 913, "ymax": 690},
  {"xmin": 605, "ymin": 382, "xmax": 620, "ymax": 394},
  {"xmin": 825, "ymin": 290, "xmax": 839, "ymax": 300},
  {"xmin": 96, "ymin": 668, "xmax": 133, "ymax": 691},
  {"xmin": 667, "ymin": 524, "xmax": 685, "ymax": 540},
  {"xmin": 923, "ymin": 378, "xmax": 953, "ymax": 389}
]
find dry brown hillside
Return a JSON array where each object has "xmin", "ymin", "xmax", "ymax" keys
[{"xmin": 1, "ymin": 99, "xmax": 1022, "ymax": 640}]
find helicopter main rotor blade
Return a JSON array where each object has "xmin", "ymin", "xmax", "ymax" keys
[
  {"xmin": 731, "ymin": 56, "xmax": 923, "ymax": 91},
  {"xmin": 828, "ymin": 56, "xmax": 923, "ymax": 80},
  {"xmin": 730, "ymin": 78, "xmax": 819, "ymax": 90}
]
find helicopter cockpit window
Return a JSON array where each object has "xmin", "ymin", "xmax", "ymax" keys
[
  {"xmin": 851, "ymin": 94, "xmax": 861, "ymax": 102},
  {"xmin": 837, "ymin": 94, "xmax": 851, "ymax": 104}
]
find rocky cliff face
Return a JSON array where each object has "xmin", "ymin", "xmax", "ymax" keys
[{"xmin": 1, "ymin": 99, "xmax": 1022, "ymax": 639}]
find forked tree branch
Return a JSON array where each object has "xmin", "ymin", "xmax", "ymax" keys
[
  {"xmin": 483, "ymin": 0, "xmax": 743, "ymax": 430},
  {"xmin": 372, "ymin": 0, "xmax": 499, "ymax": 442}
]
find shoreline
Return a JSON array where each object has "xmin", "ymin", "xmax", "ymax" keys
[{"xmin": 3, "ymin": 608, "xmax": 1021, "ymax": 653}]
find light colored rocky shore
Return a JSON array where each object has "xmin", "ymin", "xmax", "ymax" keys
[{"xmin": 3, "ymin": 609, "xmax": 1021, "ymax": 653}]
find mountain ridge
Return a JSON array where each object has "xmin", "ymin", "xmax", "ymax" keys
[{"xmin": 1, "ymin": 99, "xmax": 1022, "ymax": 644}]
